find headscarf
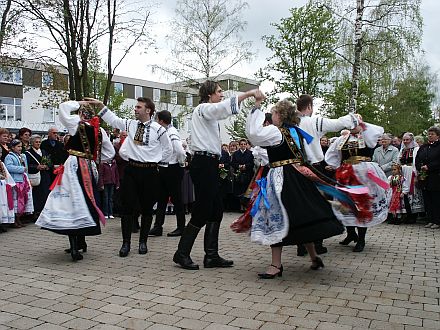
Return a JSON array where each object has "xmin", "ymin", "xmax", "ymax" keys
[{"xmin": 401, "ymin": 132, "xmax": 417, "ymax": 150}]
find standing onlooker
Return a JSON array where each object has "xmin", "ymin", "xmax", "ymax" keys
[
  {"xmin": 0, "ymin": 128, "xmax": 10, "ymax": 162},
  {"xmin": 414, "ymin": 135, "xmax": 425, "ymax": 147},
  {"xmin": 0, "ymin": 149, "xmax": 15, "ymax": 231},
  {"xmin": 372, "ymin": 133, "xmax": 399, "ymax": 177},
  {"xmin": 41, "ymin": 127, "xmax": 68, "ymax": 181},
  {"xmin": 98, "ymin": 158, "xmax": 119, "ymax": 219},
  {"xmin": 25, "ymin": 135, "xmax": 52, "ymax": 218},
  {"xmin": 392, "ymin": 135, "xmax": 402, "ymax": 151},
  {"xmin": 231, "ymin": 138, "xmax": 254, "ymax": 211},
  {"xmin": 18, "ymin": 127, "xmax": 32, "ymax": 153},
  {"xmin": 5, "ymin": 139, "xmax": 34, "ymax": 227},
  {"xmin": 415, "ymin": 126, "xmax": 440, "ymax": 229}
]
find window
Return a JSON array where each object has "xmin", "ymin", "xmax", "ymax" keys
[
  {"xmin": 170, "ymin": 91, "xmax": 177, "ymax": 105},
  {"xmin": 135, "ymin": 85, "xmax": 143, "ymax": 98},
  {"xmin": 172, "ymin": 117, "xmax": 179, "ymax": 129},
  {"xmin": 232, "ymin": 80, "xmax": 239, "ymax": 91},
  {"xmin": 42, "ymin": 72, "xmax": 53, "ymax": 88},
  {"xmin": 0, "ymin": 67, "xmax": 22, "ymax": 85},
  {"xmin": 43, "ymin": 107, "xmax": 56, "ymax": 123},
  {"xmin": 186, "ymin": 94, "xmax": 193, "ymax": 107},
  {"xmin": 114, "ymin": 82, "xmax": 124, "ymax": 93},
  {"xmin": 186, "ymin": 115, "xmax": 192, "ymax": 133},
  {"xmin": 0, "ymin": 97, "xmax": 22, "ymax": 120},
  {"xmin": 153, "ymin": 88, "xmax": 161, "ymax": 102}
]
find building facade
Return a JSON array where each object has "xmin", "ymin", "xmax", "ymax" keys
[{"xmin": 0, "ymin": 61, "xmax": 258, "ymax": 142}]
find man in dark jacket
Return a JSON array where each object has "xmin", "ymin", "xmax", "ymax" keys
[
  {"xmin": 41, "ymin": 127, "xmax": 68, "ymax": 181},
  {"xmin": 231, "ymin": 138, "xmax": 254, "ymax": 211}
]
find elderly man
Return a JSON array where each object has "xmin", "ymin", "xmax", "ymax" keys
[
  {"xmin": 41, "ymin": 127, "xmax": 68, "ymax": 181},
  {"xmin": 372, "ymin": 133, "xmax": 399, "ymax": 177}
]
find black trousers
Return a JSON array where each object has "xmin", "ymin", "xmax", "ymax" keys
[
  {"xmin": 422, "ymin": 190, "xmax": 440, "ymax": 225},
  {"xmin": 157, "ymin": 164, "xmax": 184, "ymax": 214},
  {"xmin": 188, "ymin": 155, "xmax": 223, "ymax": 228},
  {"xmin": 119, "ymin": 165, "xmax": 159, "ymax": 217}
]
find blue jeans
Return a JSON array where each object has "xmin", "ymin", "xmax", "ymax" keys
[{"xmin": 103, "ymin": 184, "xmax": 115, "ymax": 216}]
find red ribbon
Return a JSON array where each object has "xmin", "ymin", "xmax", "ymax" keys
[
  {"xmin": 50, "ymin": 165, "xmax": 65, "ymax": 191},
  {"xmin": 86, "ymin": 116, "xmax": 100, "ymax": 161}
]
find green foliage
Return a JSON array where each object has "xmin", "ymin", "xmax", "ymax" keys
[
  {"xmin": 225, "ymin": 97, "xmax": 255, "ymax": 141},
  {"xmin": 257, "ymin": 1, "xmax": 339, "ymax": 101}
]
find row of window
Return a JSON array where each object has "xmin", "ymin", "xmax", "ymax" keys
[{"xmin": 0, "ymin": 96, "xmax": 55, "ymax": 123}]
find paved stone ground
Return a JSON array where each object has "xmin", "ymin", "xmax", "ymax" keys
[{"xmin": 0, "ymin": 213, "xmax": 439, "ymax": 330}]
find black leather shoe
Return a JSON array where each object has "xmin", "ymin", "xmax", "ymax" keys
[
  {"xmin": 315, "ymin": 245, "xmax": 328, "ymax": 255},
  {"xmin": 258, "ymin": 264, "xmax": 283, "ymax": 279},
  {"xmin": 139, "ymin": 241, "xmax": 148, "ymax": 254},
  {"xmin": 167, "ymin": 228, "xmax": 183, "ymax": 237},
  {"xmin": 310, "ymin": 257, "xmax": 324, "ymax": 270},
  {"xmin": 339, "ymin": 236, "xmax": 358, "ymax": 245},
  {"xmin": 203, "ymin": 255, "xmax": 233, "ymax": 268},
  {"xmin": 71, "ymin": 251, "xmax": 83, "ymax": 261},
  {"xmin": 148, "ymin": 226, "xmax": 163, "ymax": 236},
  {"xmin": 119, "ymin": 242, "xmax": 131, "ymax": 257},
  {"xmin": 173, "ymin": 252, "xmax": 199, "ymax": 270},
  {"xmin": 353, "ymin": 241, "xmax": 365, "ymax": 252}
]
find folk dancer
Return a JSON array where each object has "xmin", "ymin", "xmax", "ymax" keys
[
  {"xmin": 173, "ymin": 80, "xmax": 263, "ymax": 270},
  {"xmin": 36, "ymin": 100, "xmax": 114, "ymax": 261},
  {"xmin": 149, "ymin": 110, "xmax": 187, "ymax": 237},
  {"xmin": 92, "ymin": 97, "xmax": 172, "ymax": 257}
]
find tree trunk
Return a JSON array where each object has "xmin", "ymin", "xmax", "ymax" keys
[{"xmin": 348, "ymin": 0, "xmax": 364, "ymax": 114}]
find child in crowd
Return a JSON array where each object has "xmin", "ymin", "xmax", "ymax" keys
[
  {"xmin": 388, "ymin": 164, "xmax": 405, "ymax": 224},
  {"xmin": 4, "ymin": 139, "xmax": 34, "ymax": 228}
]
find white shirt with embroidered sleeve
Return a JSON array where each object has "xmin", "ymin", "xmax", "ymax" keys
[
  {"xmin": 58, "ymin": 101, "xmax": 82, "ymax": 135},
  {"xmin": 165, "ymin": 125, "xmax": 186, "ymax": 165},
  {"xmin": 299, "ymin": 113, "xmax": 358, "ymax": 164},
  {"xmin": 98, "ymin": 107, "xmax": 172, "ymax": 163},
  {"xmin": 190, "ymin": 96, "xmax": 239, "ymax": 155},
  {"xmin": 100, "ymin": 127, "xmax": 115, "ymax": 162},
  {"xmin": 246, "ymin": 107, "xmax": 282, "ymax": 147}
]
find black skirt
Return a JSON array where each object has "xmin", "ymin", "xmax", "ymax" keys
[{"xmin": 272, "ymin": 165, "xmax": 344, "ymax": 246}]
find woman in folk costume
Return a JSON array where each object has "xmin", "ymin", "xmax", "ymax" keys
[
  {"xmin": 325, "ymin": 118, "xmax": 391, "ymax": 252},
  {"xmin": 4, "ymin": 139, "xmax": 34, "ymax": 228},
  {"xmin": 36, "ymin": 100, "xmax": 112, "ymax": 261},
  {"xmin": 0, "ymin": 149, "xmax": 16, "ymax": 231},
  {"xmin": 246, "ymin": 99, "xmax": 345, "ymax": 278},
  {"xmin": 397, "ymin": 132, "xmax": 424, "ymax": 223}
]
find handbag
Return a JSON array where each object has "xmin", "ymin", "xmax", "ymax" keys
[
  {"xmin": 28, "ymin": 172, "xmax": 41, "ymax": 186},
  {"xmin": 25, "ymin": 151, "xmax": 42, "ymax": 187}
]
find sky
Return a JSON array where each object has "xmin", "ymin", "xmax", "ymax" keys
[{"xmin": 115, "ymin": 0, "xmax": 440, "ymax": 94}]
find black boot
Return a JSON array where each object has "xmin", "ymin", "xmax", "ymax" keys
[
  {"xmin": 65, "ymin": 236, "xmax": 87, "ymax": 254},
  {"xmin": 68, "ymin": 235, "xmax": 83, "ymax": 261},
  {"xmin": 339, "ymin": 226, "xmax": 358, "ymax": 245},
  {"xmin": 149, "ymin": 209, "xmax": 164, "ymax": 236},
  {"xmin": 203, "ymin": 222, "xmax": 233, "ymax": 268},
  {"xmin": 168, "ymin": 211, "xmax": 186, "ymax": 237},
  {"xmin": 119, "ymin": 216, "xmax": 132, "ymax": 257},
  {"xmin": 353, "ymin": 227, "xmax": 366, "ymax": 252},
  {"xmin": 314, "ymin": 240, "xmax": 328, "ymax": 254},
  {"xmin": 173, "ymin": 223, "xmax": 200, "ymax": 270},
  {"xmin": 139, "ymin": 215, "xmax": 153, "ymax": 254}
]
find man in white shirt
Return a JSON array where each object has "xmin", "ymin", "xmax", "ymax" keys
[
  {"xmin": 88, "ymin": 97, "xmax": 172, "ymax": 258},
  {"xmin": 173, "ymin": 80, "xmax": 263, "ymax": 270},
  {"xmin": 296, "ymin": 94, "xmax": 359, "ymax": 256},
  {"xmin": 149, "ymin": 110, "xmax": 187, "ymax": 237}
]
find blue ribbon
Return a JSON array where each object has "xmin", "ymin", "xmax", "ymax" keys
[{"xmin": 250, "ymin": 177, "xmax": 271, "ymax": 217}]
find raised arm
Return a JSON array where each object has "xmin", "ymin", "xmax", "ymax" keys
[
  {"xmin": 317, "ymin": 113, "xmax": 359, "ymax": 135},
  {"xmin": 246, "ymin": 108, "xmax": 282, "ymax": 147},
  {"xmin": 59, "ymin": 101, "xmax": 81, "ymax": 135}
]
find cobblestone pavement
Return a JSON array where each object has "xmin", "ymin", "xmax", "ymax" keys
[{"xmin": 0, "ymin": 213, "xmax": 439, "ymax": 330}]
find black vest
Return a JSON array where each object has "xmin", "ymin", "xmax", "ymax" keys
[{"xmin": 65, "ymin": 122, "xmax": 101, "ymax": 160}]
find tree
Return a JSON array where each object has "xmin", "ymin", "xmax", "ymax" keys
[
  {"xmin": 156, "ymin": 0, "xmax": 253, "ymax": 82},
  {"xmin": 257, "ymin": 1, "xmax": 339, "ymax": 101},
  {"xmin": 325, "ymin": 0, "xmax": 423, "ymax": 114}
]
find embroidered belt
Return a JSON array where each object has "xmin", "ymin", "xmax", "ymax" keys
[
  {"xmin": 68, "ymin": 149, "xmax": 93, "ymax": 159},
  {"xmin": 343, "ymin": 156, "xmax": 370, "ymax": 165},
  {"xmin": 269, "ymin": 159, "xmax": 301, "ymax": 168},
  {"xmin": 194, "ymin": 151, "xmax": 220, "ymax": 160},
  {"xmin": 128, "ymin": 159, "xmax": 158, "ymax": 168}
]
